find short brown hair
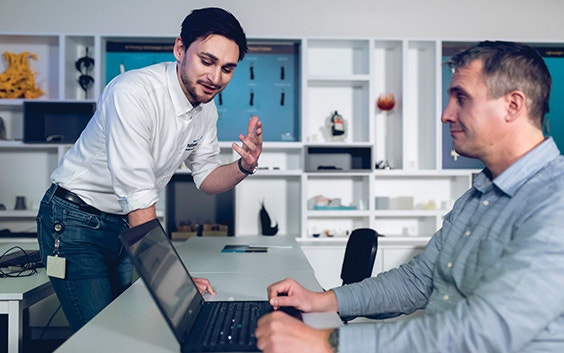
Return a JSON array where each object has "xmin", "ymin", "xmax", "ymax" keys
[{"xmin": 447, "ymin": 41, "xmax": 551, "ymax": 128}]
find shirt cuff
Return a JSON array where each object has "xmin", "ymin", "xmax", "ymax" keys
[{"xmin": 118, "ymin": 189, "xmax": 159, "ymax": 214}]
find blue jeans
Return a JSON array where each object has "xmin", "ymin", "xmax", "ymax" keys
[{"xmin": 36, "ymin": 184, "xmax": 132, "ymax": 332}]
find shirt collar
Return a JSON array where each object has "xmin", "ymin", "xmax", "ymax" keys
[
  {"xmin": 166, "ymin": 62, "xmax": 203, "ymax": 117},
  {"xmin": 474, "ymin": 137, "xmax": 561, "ymax": 196}
]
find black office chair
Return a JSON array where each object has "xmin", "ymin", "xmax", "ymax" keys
[{"xmin": 340, "ymin": 228, "xmax": 379, "ymax": 285}]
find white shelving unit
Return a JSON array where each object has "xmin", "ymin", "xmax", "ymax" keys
[{"xmin": 0, "ymin": 32, "xmax": 480, "ymax": 252}]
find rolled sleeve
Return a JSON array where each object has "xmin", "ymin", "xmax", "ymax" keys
[
  {"xmin": 185, "ymin": 124, "xmax": 223, "ymax": 189},
  {"xmin": 104, "ymin": 88, "xmax": 158, "ymax": 212}
]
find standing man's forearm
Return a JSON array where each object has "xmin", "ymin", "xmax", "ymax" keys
[
  {"xmin": 128, "ymin": 205, "xmax": 157, "ymax": 227},
  {"xmin": 199, "ymin": 160, "xmax": 249, "ymax": 195}
]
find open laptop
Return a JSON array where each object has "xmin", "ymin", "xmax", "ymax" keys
[{"xmin": 119, "ymin": 219, "xmax": 302, "ymax": 352}]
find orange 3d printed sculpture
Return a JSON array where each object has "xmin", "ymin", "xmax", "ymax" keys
[{"xmin": 0, "ymin": 51, "xmax": 44, "ymax": 99}]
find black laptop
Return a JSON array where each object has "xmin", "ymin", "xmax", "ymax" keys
[{"xmin": 119, "ymin": 219, "xmax": 301, "ymax": 353}]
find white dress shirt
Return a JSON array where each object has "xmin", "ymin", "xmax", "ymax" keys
[{"xmin": 52, "ymin": 62, "xmax": 222, "ymax": 214}]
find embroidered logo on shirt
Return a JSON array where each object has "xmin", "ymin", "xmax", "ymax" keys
[{"xmin": 185, "ymin": 137, "xmax": 201, "ymax": 151}]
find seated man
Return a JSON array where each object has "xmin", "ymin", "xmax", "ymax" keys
[{"xmin": 255, "ymin": 40, "xmax": 564, "ymax": 353}]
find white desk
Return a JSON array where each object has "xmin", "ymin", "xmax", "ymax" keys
[
  {"xmin": 55, "ymin": 236, "xmax": 339, "ymax": 353},
  {"xmin": 176, "ymin": 236, "xmax": 314, "ymax": 274},
  {"xmin": 1, "ymin": 268, "xmax": 54, "ymax": 353}
]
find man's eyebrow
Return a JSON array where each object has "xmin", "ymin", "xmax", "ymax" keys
[
  {"xmin": 447, "ymin": 86, "xmax": 467, "ymax": 96},
  {"xmin": 199, "ymin": 52, "xmax": 238, "ymax": 68}
]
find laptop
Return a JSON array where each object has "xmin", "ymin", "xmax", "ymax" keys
[
  {"xmin": 119, "ymin": 219, "xmax": 302, "ymax": 353},
  {"xmin": 0, "ymin": 247, "xmax": 42, "ymax": 268}
]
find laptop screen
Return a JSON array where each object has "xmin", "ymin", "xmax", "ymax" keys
[{"xmin": 120, "ymin": 219, "xmax": 203, "ymax": 341}]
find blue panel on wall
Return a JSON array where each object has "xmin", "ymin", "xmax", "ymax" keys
[
  {"xmin": 105, "ymin": 41, "xmax": 175, "ymax": 84},
  {"xmin": 541, "ymin": 48, "xmax": 564, "ymax": 152},
  {"xmin": 215, "ymin": 42, "xmax": 300, "ymax": 142},
  {"xmin": 105, "ymin": 41, "xmax": 300, "ymax": 142}
]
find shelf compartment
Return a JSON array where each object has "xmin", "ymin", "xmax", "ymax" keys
[
  {"xmin": 306, "ymin": 39, "xmax": 370, "ymax": 76},
  {"xmin": 166, "ymin": 174, "xmax": 234, "ymax": 237},
  {"xmin": 373, "ymin": 174, "xmax": 469, "ymax": 212},
  {"xmin": 0, "ymin": 34, "xmax": 60, "ymax": 99},
  {"xmin": 235, "ymin": 175, "xmax": 301, "ymax": 236},
  {"xmin": 0, "ymin": 149, "xmax": 56, "ymax": 216},
  {"xmin": 64, "ymin": 35, "xmax": 96, "ymax": 100},
  {"xmin": 306, "ymin": 214, "xmax": 370, "ymax": 239},
  {"xmin": 306, "ymin": 174, "xmax": 370, "ymax": 210},
  {"xmin": 306, "ymin": 146, "xmax": 371, "ymax": 172},
  {"xmin": 373, "ymin": 40, "xmax": 403, "ymax": 169},
  {"xmin": 374, "ymin": 215, "xmax": 439, "ymax": 237},
  {"xmin": 403, "ymin": 40, "xmax": 438, "ymax": 170},
  {"xmin": 305, "ymin": 79, "xmax": 370, "ymax": 143},
  {"xmin": 257, "ymin": 142, "xmax": 303, "ymax": 171}
]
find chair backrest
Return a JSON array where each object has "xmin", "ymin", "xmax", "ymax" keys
[{"xmin": 340, "ymin": 228, "xmax": 378, "ymax": 285}]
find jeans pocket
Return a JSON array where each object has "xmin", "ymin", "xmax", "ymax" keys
[{"xmin": 62, "ymin": 208, "xmax": 101, "ymax": 230}]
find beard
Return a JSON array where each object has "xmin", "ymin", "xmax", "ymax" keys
[{"xmin": 179, "ymin": 67, "xmax": 220, "ymax": 106}]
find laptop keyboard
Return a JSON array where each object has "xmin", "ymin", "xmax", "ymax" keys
[{"xmin": 201, "ymin": 301, "xmax": 269, "ymax": 347}]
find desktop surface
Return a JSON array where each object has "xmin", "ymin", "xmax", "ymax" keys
[
  {"xmin": 176, "ymin": 235, "xmax": 314, "ymax": 274},
  {"xmin": 54, "ymin": 235, "xmax": 340, "ymax": 353}
]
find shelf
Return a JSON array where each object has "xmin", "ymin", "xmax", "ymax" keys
[
  {"xmin": 0, "ymin": 210, "xmax": 38, "ymax": 218},
  {"xmin": 0, "ymin": 33, "xmax": 486, "ymax": 246},
  {"xmin": 307, "ymin": 210, "xmax": 370, "ymax": 217},
  {"xmin": 0, "ymin": 99, "xmax": 26, "ymax": 107},
  {"xmin": 298, "ymin": 236, "xmax": 430, "ymax": 247},
  {"xmin": 373, "ymin": 209, "xmax": 447, "ymax": 217},
  {"xmin": 373, "ymin": 169, "xmax": 479, "ymax": 177}
]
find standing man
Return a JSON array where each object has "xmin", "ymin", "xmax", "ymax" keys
[
  {"xmin": 37, "ymin": 7, "xmax": 262, "ymax": 332},
  {"xmin": 256, "ymin": 41, "xmax": 564, "ymax": 352}
]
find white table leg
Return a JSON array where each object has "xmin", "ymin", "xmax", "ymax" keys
[{"xmin": 7, "ymin": 300, "xmax": 23, "ymax": 353}]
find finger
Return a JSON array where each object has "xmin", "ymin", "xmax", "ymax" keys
[
  {"xmin": 238, "ymin": 135, "xmax": 259, "ymax": 156},
  {"xmin": 267, "ymin": 278, "xmax": 293, "ymax": 296},
  {"xmin": 269, "ymin": 295, "xmax": 296, "ymax": 309},
  {"xmin": 194, "ymin": 277, "xmax": 216, "ymax": 295},
  {"xmin": 247, "ymin": 115, "xmax": 259, "ymax": 136},
  {"xmin": 205, "ymin": 280, "xmax": 216, "ymax": 295}
]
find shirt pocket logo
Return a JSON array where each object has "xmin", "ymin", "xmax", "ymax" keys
[{"xmin": 185, "ymin": 137, "xmax": 201, "ymax": 151}]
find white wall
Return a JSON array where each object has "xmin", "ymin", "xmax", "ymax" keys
[{"xmin": 1, "ymin": 0, "xmax": 564, "ymax": 41}]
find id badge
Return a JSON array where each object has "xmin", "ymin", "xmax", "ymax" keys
[{"xmin": 46, "ymin": 255, "xmax": 66, "ymax": 279}]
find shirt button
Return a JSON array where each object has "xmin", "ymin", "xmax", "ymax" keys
[
  {"xmin": 447, "ymin": 262, "xmax": 453, "ymax": 268},
  {"xmin": 483, "ymin": 200, "xmax": 489, "ymax": 206},
  {"xmin": 443, "ymin": 295, "xmax": 449, "ymax": 301},
  {"xmin": 465, "ymin": 230, "xmax": 471, "ymax": 236}
]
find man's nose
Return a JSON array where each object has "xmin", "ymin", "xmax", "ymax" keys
[
  {"xmin": 441, "ymin": 100, "xmax": 456, "ymax": 124},
  {"xmin": 208, "ymin": 67, "xmax": 222, "ymax": 84}
]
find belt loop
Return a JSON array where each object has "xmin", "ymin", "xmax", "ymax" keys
[{"xmin": 45, "ymin": 183, "xmax": 58, "ymax": 204}]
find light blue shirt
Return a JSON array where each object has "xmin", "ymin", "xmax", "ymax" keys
[{"xmin": 333, "ymin": 137, "xmax": 564, "ymax": 352}]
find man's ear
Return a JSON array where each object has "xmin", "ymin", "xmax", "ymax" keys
[
  {"xmin": 173, "ymin": 37, "xmax": 185, "ymax": 62},
  {"xmin": 505, "ymin": 90, "xmax": 526, "ymax": 122}
]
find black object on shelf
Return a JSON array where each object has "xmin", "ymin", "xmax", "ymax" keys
[
  {"xmin": 23, "ymin": 101, "xmax": 96, "ymax": 144},
  {"xmin": 306, "ymin": 146, "xmax": 372, "ymax": 172},
  {"xmin": 260, "ymin": 201, "xmax": 278, "ymax": 236},
  {"xmin": 0, "ymin": 229, "xmax": 38, "ymax": 238}
]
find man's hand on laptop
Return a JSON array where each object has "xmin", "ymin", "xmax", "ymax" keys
[
  {"xmin": 266, "ymin": 278, "xmax": 338, "ymax": 313},
  {"xmin": 255, "ymin": 312, "xmax": 334, "ymax": 353},
  {"xmin": 193, "ymin": 277, "xmax": 216, "ymax": 295}
]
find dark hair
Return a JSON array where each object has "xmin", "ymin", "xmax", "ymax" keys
[
  {"xmin": 447, "ymin": 41, "xmax": 551, "ymax": 128},
  {"xmin": 180, "ymin": 7, "xmax": 248, "ymax": 61}
]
